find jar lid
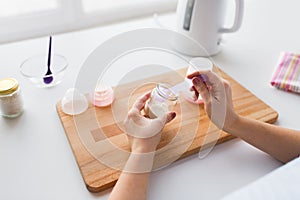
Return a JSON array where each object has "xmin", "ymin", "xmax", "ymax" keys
[{"xmin": 0, "ymin": 78, "xmax": 19, "ymax": 95}]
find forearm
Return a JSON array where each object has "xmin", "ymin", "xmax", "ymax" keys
[
  {"xmin": 109, "ymin": 171, "xmax": 150, "ymax": 200},
  {"xmin": 226, "ymin": 116, "xmax": 300, "ymax": 163},
  {"xmin": 109, "ymin": 152, "xmax": 155, "ymax": 200}
]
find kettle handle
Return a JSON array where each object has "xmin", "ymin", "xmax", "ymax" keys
[{"xmin": 219, "ymin": 0, "xmax": 244, "ymax": 33}]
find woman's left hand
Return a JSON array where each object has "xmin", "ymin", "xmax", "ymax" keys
[{"xmin": 124, "ymin": 92, "xmax": 176, "ymax": 153}]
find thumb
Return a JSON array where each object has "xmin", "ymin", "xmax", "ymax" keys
[{"xmin": 192, "ymin": 77, "xmax": 210, "ymax": 103}]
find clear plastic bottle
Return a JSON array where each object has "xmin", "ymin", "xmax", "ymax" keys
[
  {"xmin": 144, "ymin": 83, "xmax": 178, "ymax": 119},
  {"xmin": 0, "ymin": 78, "xmax": 24, "ymax": 118}
]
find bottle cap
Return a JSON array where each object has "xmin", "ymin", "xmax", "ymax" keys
[{"xmin": 0, "ymin": 78, "xmax": 19, "ymax": 95}]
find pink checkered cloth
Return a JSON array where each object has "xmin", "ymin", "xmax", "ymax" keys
[{"xmin": 271, "ymin": 52, "xmax": 300, "ymax": 93}]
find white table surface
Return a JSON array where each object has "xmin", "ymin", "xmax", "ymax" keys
[{"xmin": 1, "ymin": 0, "xmax": 300, "ymax": 199}]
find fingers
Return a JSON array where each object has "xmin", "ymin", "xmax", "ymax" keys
[
  {"xmin": 187, "ymin": 70, "xmax": 211, "ymax": 79},
  {"xmin": 187, "ymin": 70, "xmax": 222, "ymax": 85},
  {"xmin": 187, "ymin": 71, "xmax": 201, "ymax": 79},
  {"xmin": 133, "ymin": 92, "xmax": 151, "ymax": 111},
  {"xmin": 192, "ymin": 77, "xmax": 210, "ymax": 103},
  {"xmin": 152, "ymin": 111, "xmax": 176, "ymax": 129},
  {"xmin": 164, "ymin": 112, "xmax": 176, "ymax": 124},
  {"xmin": 190, "ymin": 85, "xmax": 199, "ymax": 99}
]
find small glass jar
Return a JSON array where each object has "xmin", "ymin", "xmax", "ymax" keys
[
  {"xmin": 90, "ymin": 82, "xmax": 114, "ymax": 107},
  {"xmin": 0, "ymin": 78, "xmax": 24, "ymax": 118},
  {"xmin": 144, "ymin": 83, "xmax": 178, "ymax": 119}
]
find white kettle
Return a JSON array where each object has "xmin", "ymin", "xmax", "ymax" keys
[{"xmin": 174, "ymin": 0, "xmax": 244, "ymax": 57}]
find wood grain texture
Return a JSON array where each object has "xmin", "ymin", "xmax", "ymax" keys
[{"xmin": 56, "ymin": 67, "xmax": 278, "ymax": 193}]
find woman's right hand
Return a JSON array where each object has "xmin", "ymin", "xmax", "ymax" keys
[{"xmin": 187, "ymin": 70, "xmax": 239, "ymax": 131}]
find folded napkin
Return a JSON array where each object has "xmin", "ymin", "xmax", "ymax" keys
[{"xmin": 271, "ymin": 52, "xmax": 300, "ymax": 93}]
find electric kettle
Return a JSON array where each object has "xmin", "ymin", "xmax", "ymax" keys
[{"xmin": 174, "ymin": 0, "xmax": 244, "ymax": 56}]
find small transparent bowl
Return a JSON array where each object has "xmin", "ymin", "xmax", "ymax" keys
[
  {"xmin": 61, "ymin": 88, "xmax": 88, "ymax": 115},
  {"xmin": 20, "ymin": 54, "xmax": 68, "ymax": 88}
]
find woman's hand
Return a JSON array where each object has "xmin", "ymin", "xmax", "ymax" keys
[
  {"xmin": 109, "ymin": 92, "xmax": 176, "ymax": 200},
  {"xmin": 188, "ymin": 70, "xmax": 300, "ymax": 163},
  {"xmin": 187, "ymin": 70, "xmax": 238, "ymax": 131},
  {"xmin": 124, "ymin": 92, "xmax": 176, "ymax": 153}
]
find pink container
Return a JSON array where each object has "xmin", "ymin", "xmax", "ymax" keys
[{"xmin": 90, "ymin": 84, "xmax": 114, "ymax": 107}]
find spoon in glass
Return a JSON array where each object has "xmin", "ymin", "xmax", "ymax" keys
[{"xmin": 43, "ymin": 36, "xmax": 53, "ymax": 84}]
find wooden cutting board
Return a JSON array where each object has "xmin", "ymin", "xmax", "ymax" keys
[{"xmin": 56, "ymin": 67, "xmax": 278, "ymax": 193}]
